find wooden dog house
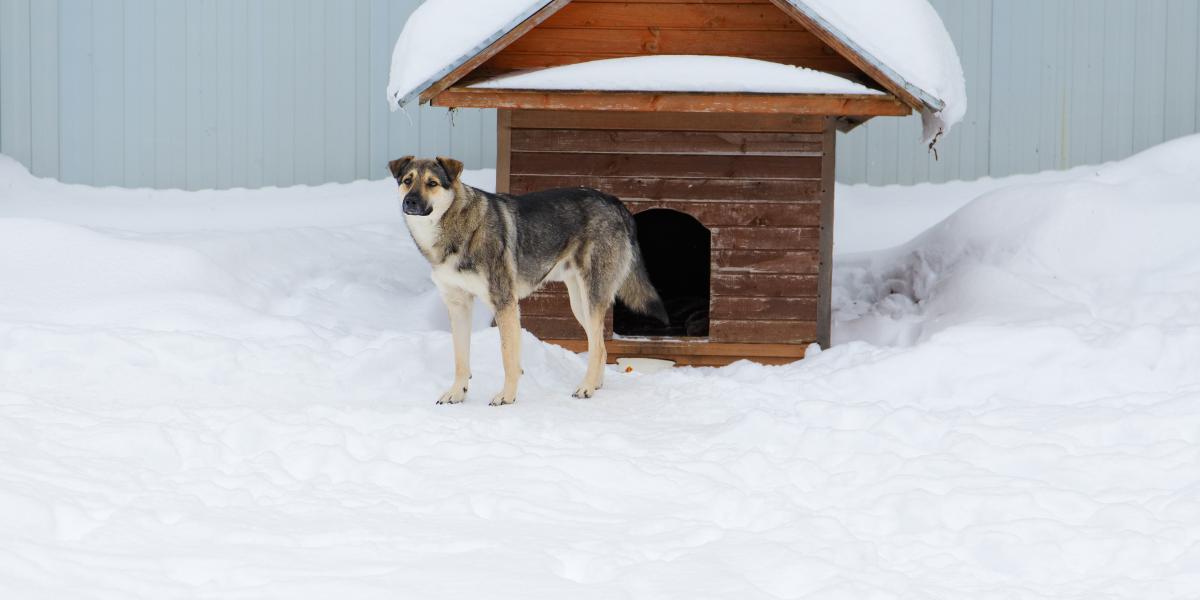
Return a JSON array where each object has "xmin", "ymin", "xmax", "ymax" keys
[{"xmin": 397, "ymin": 0, "xmax": 953, "ymax": 366}]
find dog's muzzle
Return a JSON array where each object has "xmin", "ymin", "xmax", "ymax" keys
[{"xmin": 402, "ymin": 194, "xmax": 432, "ymax": 216}]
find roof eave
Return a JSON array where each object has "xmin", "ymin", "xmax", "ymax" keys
[
  {"xmin": 394, "ymin": 0, "xmax": 558, "ymax": 108},
  {"xmin": 779, "ymin": 0, "xmax": 946, "ymax": 115}
]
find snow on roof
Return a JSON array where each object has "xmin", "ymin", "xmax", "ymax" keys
[
  {"xmin": 799, "ymin": 0, "xmax": 966, "ymax": 142},
  {"xmin": 468, "ymin": 55, "xmax": 885, "ymax": 96},
  {"xmin": 386, "ymin": 0, "xmax": 553, "ymax": 109},
  {"xmin": 387, "ymin": 0, "xmax": 966, "ymax": 139}
]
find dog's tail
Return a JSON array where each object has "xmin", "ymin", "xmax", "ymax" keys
[{"xmin": 617, "ymin": 243, "xmax": 670, "ymax": 325}]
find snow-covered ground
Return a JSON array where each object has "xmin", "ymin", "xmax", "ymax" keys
[{"xmin": 2, "ymin": 136, "xmax": 1200, "ymax": 598}]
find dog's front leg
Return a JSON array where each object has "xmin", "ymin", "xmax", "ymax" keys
[
  {"xmin": 490, "ymin": 302, "xmax": 521, "ymax": 406},
  {"xmin": 437, "ymin": 288, "xmax": 473, "ymax": 405}
]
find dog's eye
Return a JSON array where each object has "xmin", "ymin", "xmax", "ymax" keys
[
  {"xmin": 403, "ymin": 177, "xmax": 413, "ymax": 185},
  {"xmin": 426, "ymin": 180, "xmax": 438, "ymax": 188}
]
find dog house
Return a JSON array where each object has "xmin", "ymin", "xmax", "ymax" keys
[{"xmin": 390, "ymin": 0, "xmax": 959, "ymax": 366}]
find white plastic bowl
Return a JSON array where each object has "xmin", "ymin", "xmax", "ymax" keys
[{"xmin": 616, "ymin": 357, "xmax": 676, "ymax": 374}]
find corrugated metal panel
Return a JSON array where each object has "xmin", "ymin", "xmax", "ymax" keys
[
  {"xmin": 837, "ymin": 0, "xmax": 1200, "ymax": 183},
  {"xmin": 2, "ymin": 0, "xmax": 1199, "ymax": 188},
  {"xmin": 0, "ymin": 0, "xmax": 489, "ymax": 190}
]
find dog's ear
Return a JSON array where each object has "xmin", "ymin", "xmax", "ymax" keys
[
  {"xmin": 436, "ymin": 156, "xmax": 464, "ymax": 183},
  {"xmin": 388, "ymin": 156, "xmax": 414, "ymax": 180}
]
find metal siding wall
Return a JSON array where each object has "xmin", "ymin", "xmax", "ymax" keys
[
  {"xmin": 2, "ymin": 0, "xmax": 1200, "ymax": 188},
  {"xmin": 0, "ymin": 0, "xmax": 488, "ymax": 190},
  {"xmin": 837, "ymin": 0, "xmax": 1200, "ymax": 184}
]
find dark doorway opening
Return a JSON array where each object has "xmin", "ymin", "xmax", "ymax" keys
[{"xmin": 614, "ymin": 209, "xmax": 710, "ymax": 337}]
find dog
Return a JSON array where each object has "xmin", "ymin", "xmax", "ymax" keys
[{"xmin": 389, "ymin": 156, "xmax": 668, "ymax": 406}]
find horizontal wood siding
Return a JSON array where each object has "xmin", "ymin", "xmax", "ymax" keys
[
  {"xmin": 479, "ymin": 0, "xmax": 862, "ymax": 79},
  {"xmin": 508, "ymin": 110, "xmax": 828, "ymax": 351}
]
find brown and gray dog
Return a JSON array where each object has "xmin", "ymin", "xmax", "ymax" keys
[{"xmin": 389, "ymin": 156, "xmax": 668, "ymax": 406}]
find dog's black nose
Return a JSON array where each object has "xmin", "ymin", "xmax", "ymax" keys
[{"xmin": 403, "ymin": 197, "xmax": 426, "ymax": 215}]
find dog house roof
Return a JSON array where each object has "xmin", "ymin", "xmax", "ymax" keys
[{"xmin": 387, "ymin": 0, "xmax": 966, "ymax": 140}]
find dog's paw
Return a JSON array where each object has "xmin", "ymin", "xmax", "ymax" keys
[
  {"xmin": 489, "ymin": 391, "xmax": 516, "ymax": 406},
  {"xmin": 436, "ymin": 386, "xmax": 467, "ymax": 405},
  {"xmin": 571, "ymin": 384, "xmax": 596, "ymax": 399}
]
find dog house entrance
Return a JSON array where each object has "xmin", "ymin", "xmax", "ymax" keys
[{"xmin": 614, "ymin": 209, "xmax": 710, "ymax": 337}]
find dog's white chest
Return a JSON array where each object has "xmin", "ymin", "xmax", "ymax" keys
[
  {"xmin": 404, "ymin": 214, "xmax": 440, "ymax": 255},
  {"xmin": 430, "ymin": 258, "xmax": 492, "ymax": 304}
]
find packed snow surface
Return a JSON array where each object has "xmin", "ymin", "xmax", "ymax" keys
[
  {"xmin": 4, "ymin": 135, "xmax": 1200, "ymax": 598},
  {"xmin": 469, "ymin": 55, "xmax": 884, "ymax": 95},
  {"xmin": 387, "ymin": 0, "xmax": 966, "ymax": 136}
]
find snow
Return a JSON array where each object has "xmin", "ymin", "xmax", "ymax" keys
[
  {"xmin": 386, "ymin": 0, "xmax": 967, "ymax": 140},
  {"xmin": 469, "ymin": 55, "xmax": 884, "ymax": 95},
  {"xmin": 4, "ymin": 133, "xmax": 1200, "ymax": 598},
  {"xmin": 386, "ymin": 0, "xmax": 551, "ymax": 108},
  {"xmin": 803, "ymin": 0, "xmax": 967, "ymax": 140}
]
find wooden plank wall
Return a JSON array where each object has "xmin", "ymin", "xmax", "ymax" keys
[
  {"xmin": 479, "ymin": 0, "xmax": 860, "ymax": 81},
  {"xmin": 505, "ymin": 110, "xmax": 828, "ymax": 347}
]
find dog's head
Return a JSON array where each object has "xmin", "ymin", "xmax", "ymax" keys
[{"xmin": 388, "ymin": 156, "xmax": 464, "ymax": 218}]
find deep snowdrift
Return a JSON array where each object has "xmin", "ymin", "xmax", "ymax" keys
[{"xmin": 2, "ymin": 137, "xmax": 1200, "ymax": 599}]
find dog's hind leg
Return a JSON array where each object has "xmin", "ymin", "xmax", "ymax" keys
[
  {"xmin": 490, "ymin": 302, "xmax": 522, "ymax": 406},
  {"xmin": 567, "ymin": 273, "xmax": 608, "ymax": 399},
  {"xmin": 436, "ymin": 287, "xmax": 473, "ymax": 405}
]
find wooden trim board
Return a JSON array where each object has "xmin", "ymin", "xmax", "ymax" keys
[
  {"xmin": 434, "ymin": 87, "xmax": 911, "ymax": 116},
  {"xmin": 543, "ymin": 338, "xmax": 809, "ymax": 366}
]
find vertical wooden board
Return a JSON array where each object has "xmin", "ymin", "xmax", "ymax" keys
[
  {"xmin": 29, "ymin": 0, "xmax": 59, "ymax": 178},
  {"xmin": 1132, "ymin": 0, "xmax": 1167, "ymax": 153},
  {"xmin": 246, "ymin": 0, "xmax": 265, "ymax": 188},
  {"xmin": 122, "ymin": 1, "xmax": 155, "ymax": 187},
  {"xmin": 0, "ymin": 0, "xmax": 32, "ymax": 169},
  {"xmin": 496, "ymin": 110, "xmax": 511, "ymax": 193},
  {"xmin": 816, "ymin": 123, "xmax": 834, "ymax": 347},
  {"xmin": 387, "ymin": 0, "xmax": 421, "ymax": 167},
  {"xmin": 58, "ymin": 0, "xmax": 93, "ymax": 184},
  {"xmin": 1163, "ymin": 0, "xmax": 1198, "ymax": 139},
  {"xmin": 215, "ymin": 0, "xmax": 234, "ymax": 189}
]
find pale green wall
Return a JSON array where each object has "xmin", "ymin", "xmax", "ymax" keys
[{"xmin": 2, "ymin": 0, "xmax": 1199, "ymax": 188}]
